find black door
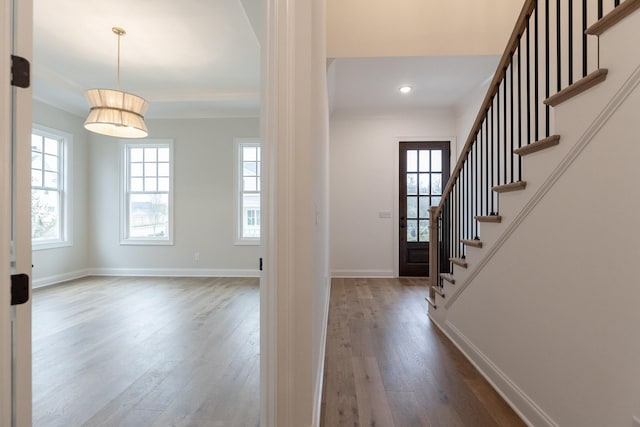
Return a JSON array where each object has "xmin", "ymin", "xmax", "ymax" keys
[{"xmin": 399, "ymin": 141, "xmax": 450, "ymax": 276}]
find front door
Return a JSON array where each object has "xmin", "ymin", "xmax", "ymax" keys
[
  {"xmin": 399, "ymin": 141, "xmax": 450, "ymax": 277},
  {"xmin": 1, "ymin": 0, "xmax": 33, "ymax": 424}
]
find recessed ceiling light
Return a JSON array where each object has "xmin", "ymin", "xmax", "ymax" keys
[{"xmin": 399, "ymin": 85, "xmax": 412, "ymax": 94}]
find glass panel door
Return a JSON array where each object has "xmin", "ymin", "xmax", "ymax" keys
[{"xmin": 399, "ymin": 142, "xmax": 450, "ymax": 276}]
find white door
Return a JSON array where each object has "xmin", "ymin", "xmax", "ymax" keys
[{"xmin": 1, "ymin": 0, "xmax": 33, "ymax": 425}]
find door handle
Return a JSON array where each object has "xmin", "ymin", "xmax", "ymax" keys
[{"xmin": 11, "ymin": 274, "xmax": 29, "ymax": 305}]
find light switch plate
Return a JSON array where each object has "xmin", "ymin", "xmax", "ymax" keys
[
  {"xmin": 378, "ymin": 211, "xmax": 392, "ymax": 219},
  {"xmin": 632, "ymin": 415, "xmax": 640, "ymax": 427}
]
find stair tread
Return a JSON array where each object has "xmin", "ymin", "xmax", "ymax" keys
[
  {"xmin": 461, "ymin": 239, "xmax": 483, "ymax": 248},
  {"xmin": 586, "ymin": 0, "xmax": 640, "ymax": 35},
  {"xmin": 493, "ymin": 181, "xmax": 527, "ymax": 193},
  {"xmin": 475, "ymin": 215, "xmax": 502, "ymax": 223},
  {"xmin": 425, "ymin": 295, "xmax": 437, "ymax": 309},
  {"xmin": 432, "ymin": 286, "xmax": 445, "ymax": 298},
  {"xmin": 449, "ymin": 257, "xmax": 468, "ymax": 268},
  {"xmin": 544, "ymin": 69, "xmax": 608, "ymax": 107},
  {"xmin": 440, "ymin": 273, "xmax": 455, "ymax": 284},
  {"xmin": 514, "ymin": 135, "xmax": 560, "ymax": 156}
]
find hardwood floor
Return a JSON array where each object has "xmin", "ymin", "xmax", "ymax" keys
[
  {"xmin": 320, "ymin": 278, "xmax": 525, "ymax": 427},
  {"xmin": 32, "ymin": 276, "xmax": 259, "ymax": 427}
]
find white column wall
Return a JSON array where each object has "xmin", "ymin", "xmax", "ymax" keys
[{"xmin": 261, "ymin": 0, "xmax": 330, "ymax": 424}]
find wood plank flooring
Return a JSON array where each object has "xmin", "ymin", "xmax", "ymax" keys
[
  {"xmin": 320, "ymin": 277, "xmax": 526, "ymax": 427},
  {"xmin": 32, "ymin": 276, "xmax": 259, "ymax": 427}
]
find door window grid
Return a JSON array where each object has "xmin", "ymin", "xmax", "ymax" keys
[
  {"xmin": 31, "ymin": 131, "xmax": 66, "ymax": 245},
  {"xmin": 406, "ymin": 149, "xmax": 443, "ymax": 243},
  {"xmin": 123, "ymin": 143, "xmax": 173, "ymax": 244},
  {"xmin": 238, "ymin": 142, "xmax": 261, "ymax": 242}
]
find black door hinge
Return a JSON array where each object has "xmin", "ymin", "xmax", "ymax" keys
[
  {"xmin": 11, "ymin": 274, "xmax": 29, "ymax": 305},
  {"xmin": 10, "ymin": 55, "xmax": 30, "ymax": 88},
  {"xmin": 259, "ymin": 257, "xmax": 263, "ymax": 271}
]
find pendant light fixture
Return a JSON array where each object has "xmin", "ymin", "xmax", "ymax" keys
[{"xmin": 84, "ymin": 27, "xmax": 149, "ymax": 138}]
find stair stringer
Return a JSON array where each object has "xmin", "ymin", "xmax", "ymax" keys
[
  {"xmin": 428, "ymin": 8, "xmax": 640, "ymax": 427},
  {"xmin": 430, "ymin": 5, "xmax": 640, "ymax": 315}
]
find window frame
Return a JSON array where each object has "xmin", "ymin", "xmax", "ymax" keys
[
  {"xmin": 234, "ymin": 138, "xmax": 261, "ymax": 245},
  {"xmin": 120, "ymin": 139, "xmax": 174, "ymax": 245},
  {"xmin": 31, "ymin": 124, "xmax": 73, "ymax": 250}
]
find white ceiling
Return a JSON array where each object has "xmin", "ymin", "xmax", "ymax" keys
[
  {"xmin": 33, "ymin": 1, "xmax": 499, "ymax": 120},
  {"xmin": 330, "ymin": 56, "xmax": 500, "ymax": 115},
  {"xmin": 33, "ymin": 0, "xmax": 262, "ymax": 119}
]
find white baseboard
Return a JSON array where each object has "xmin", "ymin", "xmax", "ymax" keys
[
  {"xmin": 331, "ymin": 269, "xmax": 394, "ymax": 278},
  {"xmin": 32, "ymin": 269, "xmax": 90, "ymax": 288},
  {"xmin": 312, "ymin": 277, "xmax": 332, "ymax": 427},
  {"xmin": 429, "ymin": 317, "xmax": 558, "ymax": 427},
  {"xmin": 88, "ymin": 267, "xmax": 260, "ymax": 278}
]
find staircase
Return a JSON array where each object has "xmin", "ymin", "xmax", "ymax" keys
[{"xmin": 426, "ymin": 1, "xmax": 640, "ymax": 426}]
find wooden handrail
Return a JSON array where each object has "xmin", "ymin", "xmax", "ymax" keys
[{"xmin": 434, "ymin": 0, "xmax": 536, "ymax": 219}]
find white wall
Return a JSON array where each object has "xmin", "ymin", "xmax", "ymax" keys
[
  {"xmin": 327, "ymin": 0, "xmax": 522, "ymax": 58},
  {"xmin": 454, "ymin": 77, "xmax": 492, "ymax": 159},
  {"xmin": 329, "ymin": 110, "xmax": 457, "ymax": 277},
  {"xmin": 32, "ymin": 100, "xmax": 90, "ymax": 286},
  {"xmin": 89, "ymin": 117, "xmax": 261, "ymax": 275}
]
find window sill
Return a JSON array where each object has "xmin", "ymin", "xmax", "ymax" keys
[
  {"xmin": 32, "ymin": 241, "xmax": 72, "ymax": 251},
  {"xmin": 234, "ymin": 239, "xmax": 261, "ymax": 246},
  {"xmin": 120, "ymin": 239, "xmax": 174, "ymax": 246}
]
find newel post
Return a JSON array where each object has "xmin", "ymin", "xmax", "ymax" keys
[{"xmin": 429, "ymin": 206, "xmax": 439, "ymax": 299}]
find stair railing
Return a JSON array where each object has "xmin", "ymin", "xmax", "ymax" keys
[{"xmin": 429, "ymin": 0, "xmax": 634, "ymax": 301}]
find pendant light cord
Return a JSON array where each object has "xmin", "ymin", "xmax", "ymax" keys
[
  {"xmin": 112, "ymin": 27, "xmax": 126, "ymax": 91},
  {"xmin": 116, "ymin": 31, "xmax": 121, "ymax": 90}
]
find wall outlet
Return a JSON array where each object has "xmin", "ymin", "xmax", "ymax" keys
[
  {"xmin": 378, "ymin": 211, "xmax": 392, "ymax": 219},
  {"xmin": 194, "ymin": 252, "xmax": 200, "ymax": 261}
]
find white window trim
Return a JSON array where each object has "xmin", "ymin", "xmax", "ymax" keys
[
  {"xmin": 234, "ymin": 137, "xmax": 261, "ymax": 245},
  {"xmin": 120, "ymin": 139, "xmax": 174, "ymax": 246},
  {"xmin": 31, "ymin": 124, "xmax": 73, "ymax": 251}
]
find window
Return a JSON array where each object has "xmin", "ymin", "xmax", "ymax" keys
[
  {"xmin": 31, "ymin": 126, "xmax": 71, "ymax": 249},
  {"xmin": 235, "ymin": 138, "xmax": 261, "ymax": 244},
  {"xmin": 122, "ymin": 140, "xmax": 173, "ymax": 244}
]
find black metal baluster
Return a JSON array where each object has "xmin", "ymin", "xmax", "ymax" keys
[
  {"xmin": 545, "ymin": 0, "xmax": 550, "ymax": 137},
  {"xmin": 614, "ymin": 0, "xmax": 620, "ymax": 7},
  {"xmin": 475, "ymin": 139, "xmax": 479, "ymax": 238},
  {"xmin": 465, "ymin": 159, "xmax": 473, "ymax": 239},
  {"xmin": 456, "ymin": 181, "xmax": 460, "ymax": 258},
  {"xmin": 535, "ymin": 4, "xmax": 540, "ymax": 142},
  {"xmin": 598, "ymin": 0, "xmax": 603, "ymax": 19},
  {"xmin": 557, "ymin": 0, "xmax": 562, "ymax": 92},
  {"xmin": 490, "ymin": 105, "xmax": 495, "ymax": 214},
  {"xmin": 582, "ymin": 0, "xmax": 588, "ymax": 77},
  {"xmin": 464, "ymin": 157, "xmax": 468, "ymax": 241},
  {"xmin": 527, "ymin": 16, "xmax": 531, "ymax": 148},
  {"xmin": 503, "ymin": 69, "xmax": 508, "ymax": 184},
  {"xmin": 468, "ymin": 156, "xmax": 472, "ymax": 240},
  {"xmin": 510, "ymin": 55, "xmax": 515, "ymax": 183},
  {"xmin": 518, "ymin": 33, "xmax": 523, "ymax": 181},
  {"xmin": 484, "ymin": 117, "xmax": 489, "ymax": 216},
  {"xmin": 568, "ymin": 0, "xmax": 574, "ymax": 85},
  {"xmin": 497, "ymin": 87, "xmax": 501, "ymax": 190},
  {"xmin": 471, "ymin": 142, "xmax": 480, "ymax": 238}
]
